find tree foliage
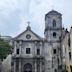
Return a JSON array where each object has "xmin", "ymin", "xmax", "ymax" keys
[{"xmin": 0, "ymin": 38, "xmax": 11, "ymax": 61}]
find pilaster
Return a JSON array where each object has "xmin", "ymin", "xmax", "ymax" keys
[
  {"xmin": 19, "ymin": 59, "xmax": 21, "ymax": 72},
  {"xmin": 19, "ymin": 41, "xmax": 22, "ymax": 55},
  {"xmin": 35, "ymin": 60, "xmax": 37, "ymax": 72},
  {"xmin": 14, "ymin": 41, "xmax": 17, "ymax": 54},
  {"xmin": 35, "ymin": 41, "xmax": 37, "ymax": 55},
  {"xmin": 14, "ymin": 61, "xmax": 16, "ymax": 72},
  {"xmin": 40, "ymin": 61, "xmax": 42, "ymax": 72}
]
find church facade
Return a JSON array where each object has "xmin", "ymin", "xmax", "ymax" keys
[{"xmin": 11, "ymin": 10, "xmax": 63, "ymax": 72}]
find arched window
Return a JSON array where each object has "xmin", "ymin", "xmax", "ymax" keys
[
  {"xmin": 69, "ymin": 52, "xmax": 71, "ymax": 60},
  {"xmin": 53, "ymin": 19, "xmax": 56, "ymax": 27},
  {"xmin": 53, "ymin": 32, "xmax": 56, "ymax": 38},
  {"xmin": 53, "ymin": 49, "xmax": 56, "ymax": 54}
]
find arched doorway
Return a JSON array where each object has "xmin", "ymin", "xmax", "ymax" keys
[{"xmin": 24, "ymin": 63, "xmax": 32, "ymax": 72}]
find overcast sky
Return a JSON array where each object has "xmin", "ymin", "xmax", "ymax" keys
[{"xmin": 0, "ymin": 0, "xmax": 72, "ymax": 37}]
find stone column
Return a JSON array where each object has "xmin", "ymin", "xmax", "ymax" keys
[
  {"xmin": 35, "ymin": 60, "xmax": 37, "ymax": 72},
  {"xmin": 14, "ymin": 61, "xmax": 16, "ymax": 72},
  {"xmin": 40, "ymin": 60, "xmax": 42, "ymax": 72},
  {"xmin": 40, "ymin": 42, "xmax": 42, "ymax": 55},
  {"xmin": 19, "ymin": 41, "xmax": 22, "ymax": 72},
  {"xmin": 19, "ymin": 41, "xmax": 22, "ymax": 55},
  {"xmin": 14, "ymin": 41, "xmax": 17, "ymax": 54},
  {"xmin": 35, "ymin": 41, "xmax": 37, "ymax": 55},
  {"xmin": 19, "ymin": 59, "xmax": 21, "ymax": 72}
]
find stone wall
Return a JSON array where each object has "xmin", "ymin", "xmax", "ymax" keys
[{"xmin": 1, "ymin": 54, "xmax": 11, "ymax": 72}]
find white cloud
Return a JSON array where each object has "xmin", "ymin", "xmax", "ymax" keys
[
  {"xmin": 0, "ymin": 0, "xmax": 18, "ymax": 26},
  {"xmin": 0, "ymin": 0, "xmax": 72, "ymax": 37}
]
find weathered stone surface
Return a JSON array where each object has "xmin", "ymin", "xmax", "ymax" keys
[{"xmin": 1, "ymin": 54, "xmax": 11, "ymax": 72}]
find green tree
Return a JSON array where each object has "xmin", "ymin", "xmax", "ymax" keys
[{"xmin": 0, "ymin": 38, "xmax": 12, "ymax": 61}]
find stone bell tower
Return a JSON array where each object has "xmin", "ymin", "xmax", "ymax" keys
[
  {"xmin": 44, "ymin": 10, "xmax": 63, "ymax": 72},
  {"xmin": 44, "ymin": 10, "xmax": 62, "ymax": 42}
]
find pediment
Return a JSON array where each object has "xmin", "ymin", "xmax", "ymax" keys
[{"xmin": 13, "ymin": 28, "xmax": 42, "ymax": 41}]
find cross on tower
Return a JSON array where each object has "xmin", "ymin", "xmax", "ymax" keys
[
  {"xmin": 27, "ymin": 21, "xmax": 30, "ymax": 26},
  {"xmin": 27, "ymin": 21, "xmax": 31, "ymax": 30}
]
